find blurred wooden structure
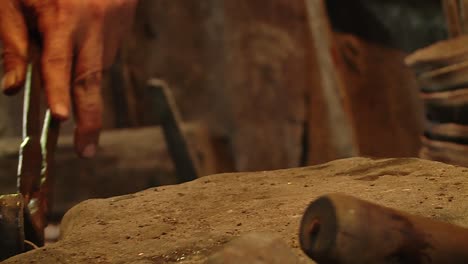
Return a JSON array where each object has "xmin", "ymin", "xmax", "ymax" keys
[
  {"xmin": 0, "ymin": 0, "xmax": 440, "ymax": 223},
  {"xmin": 0, "ymin": 0, "xmax": 426, "ymax": 174},
  {"xmin": 405, "ymin": 1, "xmax": 468, "ymax": 167},
  {"xmin": 117, "ymin": 0, "xmax": 423, "ymax": 169}
]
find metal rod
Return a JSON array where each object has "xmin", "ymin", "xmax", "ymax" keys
[
  {"xmin": 39, "ymin": 110, "xmax": 60, "ymax": 220},
  {"xmin": 17, "ymin": 64, "xmax": 42, "ymax": 202}
]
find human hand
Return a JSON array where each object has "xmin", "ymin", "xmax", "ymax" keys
[{"xmin": 0, "ymin": 0, "xmax": 138, "ymax": 157}]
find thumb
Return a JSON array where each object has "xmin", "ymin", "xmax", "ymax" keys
[{"xmin": 0, "ymin": 0, "xmax": 29, "ymax": 95}]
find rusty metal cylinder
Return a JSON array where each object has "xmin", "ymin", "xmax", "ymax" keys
[
  {"xmin": 0, "ymin": 194, "xmax": 24, "ymax": 261},
  {"xmin": 406, "ymin": 36, "xmax": 468, "ymax": 166},
  {"xmin": 299, "ymin": 194, "xmax": 468, "ymax": 264}
]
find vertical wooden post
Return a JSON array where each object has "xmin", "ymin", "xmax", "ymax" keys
[
  {"xmin": 223, "ymin": 0, "xmax": 311, "ymax": 170},
  {"xmin": 304, "ymin": 0, "xmax": 358, "ymax": 159},
  {"xmin": 305, "ymin": 0, "xmax": 423, "ymax": 159},
  {"xmin": 461, "ymin": 0, "xmax": 468, "ymax": 32},
  {"xmin": 443, "ymin": 0, "xmax": 468, "ymax": 37}
]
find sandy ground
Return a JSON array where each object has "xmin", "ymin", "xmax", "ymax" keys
[{"xmin": 4, "ymin": 157, "xmax": 468, "ymax": 263}]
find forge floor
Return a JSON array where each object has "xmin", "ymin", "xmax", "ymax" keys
[{"xmin": 4, "ymin": 157, "xmax": 468, "ymax": 264}]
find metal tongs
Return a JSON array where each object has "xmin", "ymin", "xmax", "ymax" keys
[{"xmin": 0, "ymin": 62, "xmax": 60, "ymax": 260}]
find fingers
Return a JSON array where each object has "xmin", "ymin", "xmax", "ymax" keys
[
  {"xmin": 0, "ymin": 0, "xmax": 29, "ymax": 95},
  {"xmin": 38, "ymin": 7, "xmax": 76, "ymax": 121},
  {"xmin": 102, "ymin": 0, "xmax": 138, "ymax": 67},
  {"xmin": 71, "ymin": 0, "xmax": 138, "ymax": 158},
  {"xmin": 73, "ymin": 72, "xmax": 103, "ymax": 158},
  {"xmin": 72, "ymin": 18, "xmax": 104, "ymax": 158}
]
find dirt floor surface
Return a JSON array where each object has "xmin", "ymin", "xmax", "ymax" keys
[{"xmin": 4, "ymin": 157, "xmax": 468, "ymax": 263}]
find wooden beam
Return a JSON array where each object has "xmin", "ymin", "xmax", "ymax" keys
[
  {"xmin": 442, "ymin": 0, "xmax": 468, "ymax": 37},
  {"xmin": 305, "ymin": 0, "xmax": 358, "ymax": 159},
  {"xmin": 223, "ymin": 0, "xmax": 310, "ymax": 170}
]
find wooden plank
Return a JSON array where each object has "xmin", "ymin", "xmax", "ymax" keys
[
  {"xmin": 123, "ymin": 0, "xmax": 218, "ymax": 127},
  {"xmin": 332, "ymin": 32, "xmax": 423, "ymax": 157},
  {"xmin": 146, "ymin": 79, "xmax": 199, "ymax": 183},
  {"xmin": 442, "ymin": 0, "xmax": 468, "ymax": 37},
  {"xmin": 223, "ymin": 0, "xmax": 309, "ymax": 170},
  {"xmin": 461, "ymin": 0, "xmax": 468, "ymax": 33},
  {"xmin": 304, "ymin": 0, "xmax": 358, "ymax": 162},
  {"xmin": 443, "ymin": 0, "xmax": 463, "ymax": 37}
]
